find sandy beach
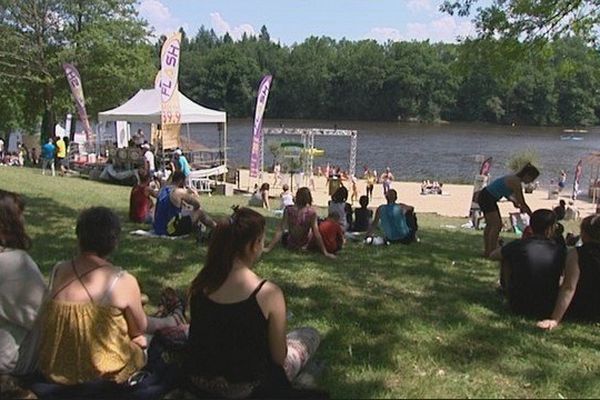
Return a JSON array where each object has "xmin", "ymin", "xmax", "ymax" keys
[{"xmin": 237, "ymin": 169, "xmax": 597, "ymax": 219}]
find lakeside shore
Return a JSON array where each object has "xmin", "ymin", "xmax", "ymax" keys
[{"xmin": 237, "ymin": 168, "xmax": 597, "ymax": 219}]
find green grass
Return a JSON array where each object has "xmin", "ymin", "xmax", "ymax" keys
[{"xmin": 1, "ymin": 167, "xmax": 599, "ymax": 398}]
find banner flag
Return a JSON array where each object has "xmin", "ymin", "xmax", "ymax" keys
[
  {"xmin": 63, "ymin": 63, "xmax": 92, "ymax": 142},
  {"xmin": 160, "ymin": 32, "xmax": 182, "ymax": 127},
  {"xmin": 249, "ymin": 75, "xmax": 273, "ymax": 178},
  {"xmin": 573, "ymin": 159, "xmax": 583, "ymax": 199}
]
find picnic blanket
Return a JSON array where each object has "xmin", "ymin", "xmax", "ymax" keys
[{"xmin": 130, "ymin": 230, "xmax": 188, "ymax": 240}]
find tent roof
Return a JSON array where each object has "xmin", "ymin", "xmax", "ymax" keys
[{"xmin": 98, "ymin": 89, "xmax": 226, "ymax": 124}]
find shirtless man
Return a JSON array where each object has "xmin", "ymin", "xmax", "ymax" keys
[{"xmin": 153, "ymin": 171, "xmax": 216, "ymax": 236}]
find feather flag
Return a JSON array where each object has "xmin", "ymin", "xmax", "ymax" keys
[{"xmin": 249, "ymin": 75, "xmax": 273, "ymax": 178}]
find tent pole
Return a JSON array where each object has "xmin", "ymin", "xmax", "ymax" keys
[
  {"xmin": 186, "ymin": 123, "xmax": 191, "ymax": 152},
  {"xmin": 223, "ymin": 122, "xmax": 228, "ymax": 183}
]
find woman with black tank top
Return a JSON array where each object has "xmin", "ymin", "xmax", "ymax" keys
[
  {"xmin": 538, "ymin": 215, "xmax": 600, "ymax": 330},
  {"xmin": 185, "ymin": 207, "xmax": 322, "ymax": 398}
]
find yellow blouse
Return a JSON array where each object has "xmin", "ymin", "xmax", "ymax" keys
[{"xmin": 38, "ymin": 300, "xmax": 145, "ymax": 385}]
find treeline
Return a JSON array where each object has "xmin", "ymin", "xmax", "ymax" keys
[
  {"xmin": 2, "ymin": 0, "xmax": 600, "ymax": 139},
  {"xmin": 174, "ymin": 26, "xmax": 600, "ymax": 126}
]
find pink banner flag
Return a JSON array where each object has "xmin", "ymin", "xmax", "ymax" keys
[
  {"xmin": 160, "ymin": 32, "xmax": 182, "ymax": 126},
  {"xmin": 63, "ymin": 63, "xmax": 92, "ymax": 142},
  {"xmin": 250, "ymin": 75, "xmax": 273, "ymax": 178}
]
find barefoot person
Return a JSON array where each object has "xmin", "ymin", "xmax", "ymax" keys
[{"xmin": 477, "ymin": 163, "xmax": 540, "ymax": 257}]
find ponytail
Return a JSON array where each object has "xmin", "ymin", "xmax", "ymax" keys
[{"xmin": 190, "ymin": 207, "xmax": 266, "ymax": 296}]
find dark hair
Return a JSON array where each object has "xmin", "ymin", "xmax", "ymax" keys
[
  {"xmin": 0, "ymin": 190, "xmax": 31, "ymax": 250},
  {"xmin": 171, "ymin": 171, "xmax": 186, "ymax": 185},
  {"xmin": 76, "ymin": 207, "xmax": 121, "ymax": 257},
  {"xmin": 530, "ymin": 209, "xmax": 556, "ymax": 236},
  {"xmin": 295, "ymin": 187, "xmax": 313, "ymax": 208},
  {"xmin": 331, "ymin": 186, "xmax": 348, "ymax": 203},
  {"xmin": 581, "ymin": 215, "xmax": 600, "ymax": 242},
  {"xmin": 190, "ymin": 207, "xmax": 265, "ymax": 295},
  {"xmin": 138, "ymin": 169, "xmax": 149, "ymax": 183},
  {"xmin": 260, "ymin": 183, "xmax": 270, "ymax": 191},
  {"xmin": 359, "ymin": 195, "xmax": 369, "ymax": 208},
  {"xmin": 516, "ymin": 163, "xmax": 540, "ymax": 180},
  {"xmin": 327, "ymin": 211, "xmax": 341, "ymax": 221}
]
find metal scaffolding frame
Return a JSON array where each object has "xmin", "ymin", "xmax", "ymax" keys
[{"xmin": 261, "ymin": 128, "xmax": 358, "ymax": 180}]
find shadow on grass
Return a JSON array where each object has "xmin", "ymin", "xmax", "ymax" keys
[{"xmin": 13, "ymin": 177, "xmax": 600, "ymax": 397}]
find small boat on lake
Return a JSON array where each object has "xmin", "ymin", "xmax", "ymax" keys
[{"xmin": 560, "ymin": 135, "xmax": 584, "ymax": 141}]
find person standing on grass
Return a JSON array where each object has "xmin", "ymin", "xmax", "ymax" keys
[
  {"xmin": 476, "ymin": 163, "xmax": 540, "ymax": 257},
  {"xmin": 54, "ymin": 136, "xmax": 67, "ymax": 176},
  {"xmin": 173, "ymin": 148, "xmax": 191, "ymax": 178},
  {"xmin": 490, "ymin": 209, "xmax": 566, "ymax": 319},
  {"xmin": 265, "ymin": 187, "xmax": 335, "ymax": 259},
  {"xmin": 41, "ymin": 138, "xmax": 56, "ymax": 177},
  {"xmin": 141, "ymin": 143, "xmax": 155, "ymax": 178},
  {"xmin": 538, "ymin": 215, "xmax": 600, "ymax": 330},
  {"xmin": 185, "ymin": 207, "xmax": 324, "ymax": 398}
]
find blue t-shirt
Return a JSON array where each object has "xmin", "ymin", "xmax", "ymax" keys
[
  {"xmin": 379, "ymin": 204, "xmax": 410, "ymax": 241},
  {"xmin": 178, "ymin": 156, "xmax": 191, "ymax": 177},
  {"xmin": 42, "ymin": 143, "xmax": 55, "ymax": 159},
  {"xmin": 153, "ymin": 187, "xmax": 181, "ymax": 235}
]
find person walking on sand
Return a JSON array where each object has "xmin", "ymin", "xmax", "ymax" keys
[{"xmin": 380, "ymin": 167, "xmax": 394, "ymax": 196}]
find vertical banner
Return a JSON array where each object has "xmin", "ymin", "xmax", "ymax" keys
[
  {"xmin": 160, "ymin": 32, "xmax": 182, "ymax": 149},
  {"xmin": 63, "ymin": 63, "xmax": 92, "ymax": 143},
  {"xmin": 573, "ymin": 159, "xmax": 583, "ymax": 200},
  {"xmin": 249, "ymin": 75, "xmax": 273, "ymax": 178}
]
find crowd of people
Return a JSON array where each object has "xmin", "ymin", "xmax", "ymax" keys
[
  {"xmin": 4, "ymin": 151, "xmax": 600, "ymax": 398},
  {"xmin": 0, "ymin": 188, "xmax": 326, "ymax": 399}
]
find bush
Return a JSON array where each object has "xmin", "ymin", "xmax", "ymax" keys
[{"xmin": 506, "ymin": 149, "xmax": 540, "ymax": 173}]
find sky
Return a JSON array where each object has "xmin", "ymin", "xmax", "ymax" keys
[{"xmin": 137, "ymin": 0, "xmax": 479, "ymax": 45}]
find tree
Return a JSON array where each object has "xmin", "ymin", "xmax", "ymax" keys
[
  {"xmin": 0, "ymin": 0, "xmax": 154, "ymax": 140},
  {"xmin": 259, "ymin": 25, "xmax": 270, "ymax": 42},
  {"xmin": 441, "ymin": 0, "xmax": 600, "ymax": 43}
]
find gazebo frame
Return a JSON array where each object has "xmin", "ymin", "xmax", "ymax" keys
[{"xmin": 260, "ymin": 127, "xmax": 358, "ymax": 179}]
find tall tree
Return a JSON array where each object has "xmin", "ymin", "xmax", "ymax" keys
[
  {"xmin": 0, "ymin": 0, "xmax": 154, "ymax": 140},
  {"xmin": 441, "ymin": 0, "xmax": 600, "ymax": 43}
]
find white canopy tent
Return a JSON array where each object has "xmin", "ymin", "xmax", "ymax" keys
[{"xmin": 98, "ymin": 88, "xmax": 228, "ymax": 169}]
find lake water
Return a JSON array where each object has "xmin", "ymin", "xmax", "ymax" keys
[{"xmin": 190, "ymin": 119, "xmax": 600, "ymax": 184}]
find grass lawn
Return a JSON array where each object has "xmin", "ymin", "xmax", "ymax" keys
[{"xmin": 1, "ymin": 167, "xmax": 599, "ymax": 398}]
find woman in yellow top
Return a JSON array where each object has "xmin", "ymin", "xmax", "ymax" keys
[{"xmin": 38, "ymin": 207, "xmax": 180, "ymax": 388}]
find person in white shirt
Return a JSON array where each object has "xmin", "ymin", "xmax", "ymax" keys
[
  {"xmin": 141, "ymin": 143, "xmax": 155, "ymax": 177},
  {"xmin": 0, "ymin": 190, "xmax": 47, "ymax": 376},
  {"xmin": 280, "ymin": 184, "xmax": 294, "ymax": 209}
]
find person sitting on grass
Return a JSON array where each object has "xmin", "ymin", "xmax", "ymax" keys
[
  {"xmin": 248, "ymin": 183, "xmax": 271, "ymax": 210},
  {"xmin": 490, "ymin": 209, "xmax": 566, "ymax": 318},
  {"xmin": 538, "ymin": 215, "xmax": 600, "ymax": 330},
  {"xmin": 311, "ymin": 211, "xmax": 345, "ymax": 255},
  {"xmin": 265, "ymin": 187, "xmax": 335, "ymax": 259},
  {"xmin": 328, "ymin": 186, "xmax": 352, "ymax": 232},
  {"xmin": 37, "ymin": 207, "xmax": 183, "ymax": 395},
  {"xmin": 367, "ymin": 189, "xmax": 418, "ymax": 245},
  {"xmin": 0, "ymin": 190, "xmax": 47, "ymax": 398},
  {"xmin": 185, "ymin": 207, "xmax": 324, "ymax": 398},
  {"xmin": 351, "ymin": 195, "xmax": 373, "ymax": 232},
  {"xmin": 153, "ymin": 171, "xmax": 216, "ymax": 237},
  {"xmin": 129, "ymin": 169, "xmax": 158, "ymax": 224},
  {"xmin": 38, "ymin": 207, "xmax": 147, "ymax": 387},
  {"xmin": 280, "ymin": 184, "xmax": 294, "ymax": 209}
]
